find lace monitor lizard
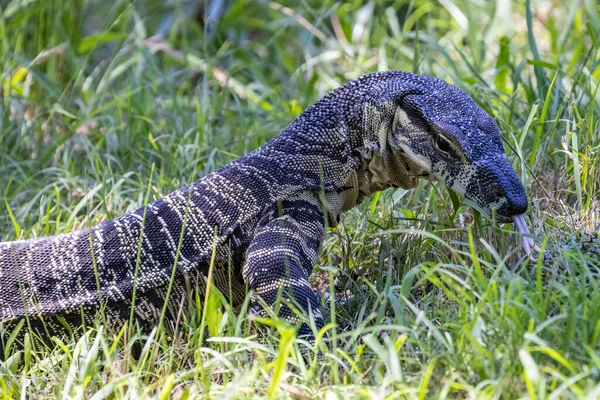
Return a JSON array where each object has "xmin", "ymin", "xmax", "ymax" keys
[{"xmin": 0, "ymin": 71, "xmax": 532, "ymax": 353}]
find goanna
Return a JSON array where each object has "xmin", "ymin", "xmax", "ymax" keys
[{"xmin": 0, "ymin": 71, "xmax": 529, "ymax": 351}]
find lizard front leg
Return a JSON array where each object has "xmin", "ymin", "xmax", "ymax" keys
[{"xmin": 242, "ymin": 193, "xmax": 326, "ymax": 338}]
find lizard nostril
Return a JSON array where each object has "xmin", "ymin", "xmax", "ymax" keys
[{"xmin": 491, "ymin": 187, "xmax": 505, "ymax": 198}]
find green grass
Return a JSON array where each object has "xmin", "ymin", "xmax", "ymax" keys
[{"xmin": 1, "ymin": 0, "xmax": 599, "ymax": 398}]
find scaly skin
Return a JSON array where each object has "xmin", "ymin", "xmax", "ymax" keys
[{"xmin": 0, "ymin": 71, "xmax": 528, "ymax": 351}]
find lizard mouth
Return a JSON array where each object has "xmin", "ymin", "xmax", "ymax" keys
[
  {"xmin": 462, "ymin": 201, "xmax": 541, "ymax": 260},
  {"xmin": 463, "ymin": 199, "xmax": 513, "ymax": 223},
  {"xmin": 496, "ymin": 214, "xmax": 514, "ymax": 223}
]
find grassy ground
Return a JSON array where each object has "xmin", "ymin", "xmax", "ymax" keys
[{"xmin": 1, "ymin": 0, "xmax": 599, "ymax": 398}]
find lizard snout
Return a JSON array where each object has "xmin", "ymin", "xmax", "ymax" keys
[
  {"xmin": 493, "ymin": 184, "xmax": 528, "ymax": 218},
  {"xmin": 468, "ymin": 160, "xmax": 528, "ymax": 222}
]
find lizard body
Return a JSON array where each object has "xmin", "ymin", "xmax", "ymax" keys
[{"xmin": 0, "ymin": 71, "xmax": 528, "ymax": 350}]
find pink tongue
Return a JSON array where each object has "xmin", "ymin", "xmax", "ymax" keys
[
  {"xmin": 513, "ymin": 215, "xmax": 530, "ymax": 234},
  {"xmin": 512, "ymin": 215, "xmax": 541, "ymax": 261}
]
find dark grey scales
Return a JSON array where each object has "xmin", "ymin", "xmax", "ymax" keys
[{"xmin": 0, "ymin": 71, "xmax": 533, "ymax": 353}]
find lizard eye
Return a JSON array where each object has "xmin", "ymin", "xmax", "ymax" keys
[{"xmin": 434, "ymin": 135, "xmax": 453, "ymax": 154}]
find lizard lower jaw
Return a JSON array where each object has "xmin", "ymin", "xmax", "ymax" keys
[
  {"xmin": 463, "ymin": 198, "xmax": 514, "ymax": 224},
  {"xmin": 496, "ymin": 214, "xmax": 514, "ymax": 223}
]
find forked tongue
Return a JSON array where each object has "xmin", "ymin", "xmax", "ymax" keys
[{"xmin": 513, "ymin": 214, "xmax": 541, "ymax": 261}]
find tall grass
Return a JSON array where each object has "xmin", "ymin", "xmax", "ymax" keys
[{"xmin": 0, "ymin": 0, "xmax": 599, "ymax": 398}]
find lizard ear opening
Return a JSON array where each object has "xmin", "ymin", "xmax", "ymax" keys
[
  {"xmin": 386, "ymin": 103, "xmax": 435, "ymax": 182},
  {"xmin": 389, "ymin": 100, "xmax": 433, "ymax": 154},
  {"xmin": 392, "ymin": 104, "xmax": 430, "ymax": 134},
  {"xmin": 394, "ymin": 92, "xmax": 432, "ymax": 132}
]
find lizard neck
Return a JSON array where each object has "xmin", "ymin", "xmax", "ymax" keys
[
  {"xmin": 321, "ymin": 98, "xmax": 442, "ymax": 222},
  {"xmin": 346, "ymin": 109, "xmax": 431, "ymax": 203},
  {"xmin": 355, "ymin": 147, "xmax": 422, "ymax": 195},
  {"xmin": 321, "ymin": 142, "xmax": 427, "ymax": 224}
]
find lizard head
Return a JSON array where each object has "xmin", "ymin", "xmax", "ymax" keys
[{"xmin": 378, "ymin": 75, "xmax": 527, "ymax": 223}]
